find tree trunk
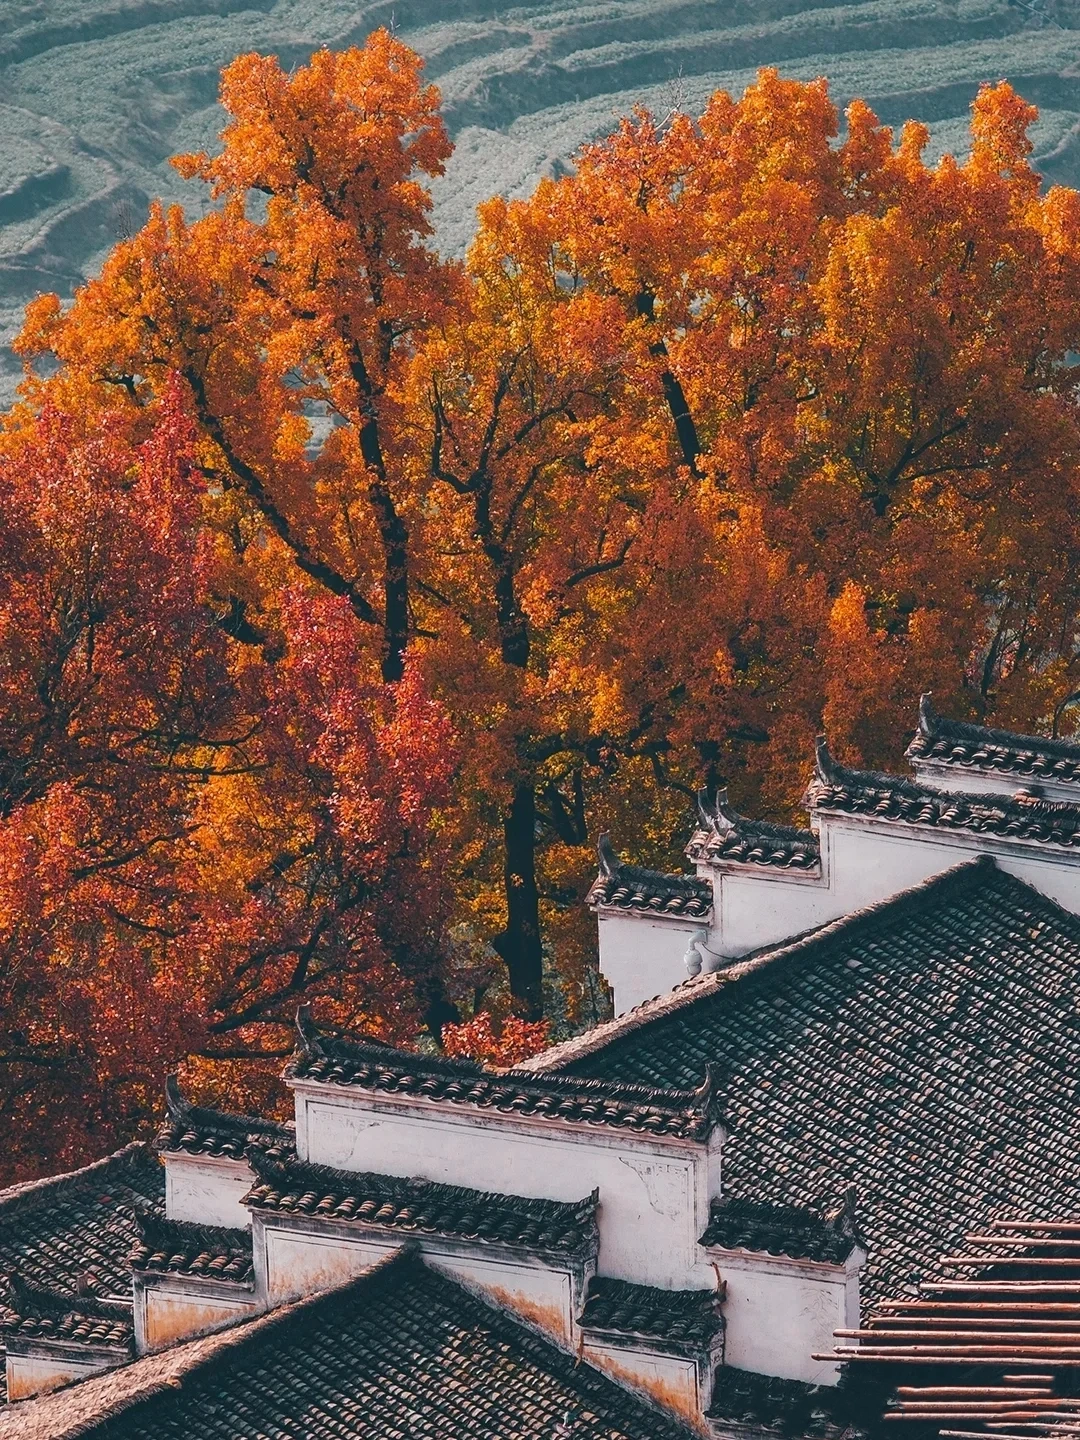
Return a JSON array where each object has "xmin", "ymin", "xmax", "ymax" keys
[{"xmin": 494, "ymin": 779, "xmax": 545, "ymax": 1019}]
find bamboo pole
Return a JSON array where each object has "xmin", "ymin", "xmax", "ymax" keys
[
  {"xmin": 894, "ymin": 1388, "xmax": 1053, "ymax": 1397},
  {"xmin": 836, "ymin": 1331, "xmax": 1080, "ymax": 1342}
]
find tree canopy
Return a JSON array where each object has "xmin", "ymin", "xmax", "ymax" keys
[{"xmin": 6, "ymin": 33, "xmax": 1080, "ymax": 1177}]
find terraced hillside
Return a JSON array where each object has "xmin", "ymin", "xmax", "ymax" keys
[{"xmin": 2, "ymin": 0, "xmax": 1080, "ymax": 402}]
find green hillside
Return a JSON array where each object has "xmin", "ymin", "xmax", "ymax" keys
[{"xmin": 2, "ymin": 0, "xmax": 1080, "ymax": 401}]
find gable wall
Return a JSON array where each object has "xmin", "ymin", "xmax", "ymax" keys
[{"xmin": 291, "ymin": 1082, "xmax": 719, "ymax": 1289}]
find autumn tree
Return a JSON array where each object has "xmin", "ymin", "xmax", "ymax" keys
[
  {"xmin": 0, "ymin": 391, "xmax": 457, "ymax": 1180},
  {"xmin": 516, "ymin": 72, "xmax": 1080, "ymax": 815},
  {"xmin": 15, "ymin": 38, "xmax": 1080, "ymax": 1058}
]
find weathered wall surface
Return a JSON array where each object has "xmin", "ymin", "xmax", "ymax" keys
[
  {"xmin": 710, "ymin": 1250, "xmax": 859, "ymax": 1385},
  {"xmin": 293, "ymin": 1087, "xmax": 717, "ymax": 1289},
  {"xmin": 5, "ymin": 1348, "xmax": 118, "ymax": 1402},
  {"xmin": 137, "ymin": 1283, "xmax": 258, "ymax": 1354},
  {"xmin": 164, "ymin": 1152, "xmax": 254, "ymax": 1229}
]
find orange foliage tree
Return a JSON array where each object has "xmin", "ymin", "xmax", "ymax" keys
[
  {"xmin": 10, "ymin": 34, "xmax": 1080, "ymax": 1170},
  {"xmin": 0, "ymin": 388, "xmax": 456, "ymax": 1178}
]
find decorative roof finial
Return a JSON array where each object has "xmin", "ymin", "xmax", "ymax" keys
[
  {"xmin": 295, "ymin": 1004, "xmax": 324, "ymax": 1060},
  {"xmin": 164, "ymin": 1072, "xmax": 192, "ymax": 1125},
  {"xmin": 596, "ymin": 833, "xmax": 620, "ymax": 879},
  {"xmin": 696, "ymin": 786, "xmax": 737, "ymax": 836},
  {"xmin": 918, "ymin": 691, "xmax": 937, "ymax": 737},
  {"xmin": 825, "ymin": 1184, "xmax": 862, "ymax": 1245},
  {"xmin": 814, "ymin": 734, "xmax": 842, "ymax": 784}
]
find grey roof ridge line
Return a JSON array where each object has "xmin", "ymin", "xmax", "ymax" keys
[
  {"xmin": 905, "ymin": 690, "xmax": 1080, "ymax": 764},
  {"xmin": 516, "ymin": 854, "xmax": 1001, "ymax": 1075},
  {"xmin": 0, "ymin": 1142, "xmax": 152, "ymax": 1219},
  {"xmin": 241, "ymin": 1144, "xmax": 601, "ymax": 1228},
  {"xmin": 163, "ymin": 1073, "xmax": 295, "ymax": 1138},
  {"xmin": 293, "ymin": 1009, "xmax": 722, "ymax": 1112},
  {"xmin": 0, "ymin": 1246, "xmax": 419, "ymax": 1440},
  {"xmin": 810, "ymin": 735, "xmax": 1080, "ymax": 816}
]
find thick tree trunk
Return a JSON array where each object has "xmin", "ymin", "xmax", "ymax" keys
[{"xmin": 494, "ymin": 779, "xmax": 545, "ymax": 1019}]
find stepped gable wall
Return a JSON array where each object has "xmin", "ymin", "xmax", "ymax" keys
[
  {"xmin": 284, "ymin": 1014, "xmax": 723, "ymax": 1291},
  {"xmin": 593, "ymin": 701, "xmax": 1080, "ymax": 1015}
]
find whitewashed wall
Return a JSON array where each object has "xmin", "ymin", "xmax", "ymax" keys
[
  {"xmin": 135, "ymin": 1278, "xmax": 259, "ymax": 1355},
  {"xmin": 163, "ymin": 1152, "xmax": 254, "ymax": 1229},
  {"xmin": 255, "ymin": 1216, "xmax": 588, "ymax": 1346},
  {"xmin": 708, "ymin": 1248, "xmax": 862, "ymax": 1385},
  {"xmin": 596, "ymin": 911, "xmax": 703, "ymax": 1014},
  {"xmin": 582, "ymin": 1339, "xmax": 708, "ymax": 1434},
  {"xmin": 599, "ymin": 813, "xmax": 1080, "ymax": 1017},
  {"xmin": 5, "ymin": 1346, "xmax": 121, "ymax": 1403},
  {"xmin": 291, "ymin": 1084, "xmax": 720, "ymax": 1289}
]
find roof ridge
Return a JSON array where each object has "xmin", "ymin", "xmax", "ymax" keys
[
  {"xmin": 520, "ymin": 856, "xmax": 1003, "ymax": 1074},
  {"xmin": 0, "ymin": 1142, "xmax": 152, "ymax": 1220},
  {"xmin": 1, "ymin": 1272, "xmax": 133, "ymax": 1323},
  {"xmin": 686, "ymin": 787, "xmax": 820, "ymax": 870},
  {"xmin": 243, "ymin": 1145, "xmax": 600, "ymax": 1221},
  {"xmin": 813, "ymin": 738, "xmax": 1080, "ymax": 812},
  {"xmin": 289, "ymin": 1010, "xmax": 725, "ymax": 1128},
  {"xmin": 807, "ymin": 737, "xmax": 1080, "ymax": 851},
  {"xmin": 907, "ymin": 691, "xmax": 1080, "ymax": 764},
  {"xmin": 163, "ymin": 1074, "xmax": 294, "ymax": 1139}
]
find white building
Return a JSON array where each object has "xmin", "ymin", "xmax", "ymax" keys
[{"xmin": 6, "ymin": 696, "xmax": 1080, "ymax": 1439}]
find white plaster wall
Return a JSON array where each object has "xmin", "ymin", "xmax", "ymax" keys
[
  {"xmin": 583, "ymin": 1340, "xmax": 703, "ymax": 1433},
  {"xmin": 139, "ymin": 1286, "xmax": 258, "ymax": 1354},
  {"xmin": 261, "ymin": 1222, "xmax": 578, "ymax": 1344},
  {"xmin": 262, "ymin": 1225, "xmax": 395, "ymax": 1305},
  {"xmin": 911, "ymin": 760, "xmax": 1080, "ymax": 805},
  {"xmin": 709, "ymin": 817, "xmax": 1080, "ymax": 965},
  {"xmin": 597, "ymin": 912, "xmax": 701, "ymax": 1015},
  {"xmin": 164, "ymin": 1153, "xmax": 253, "ymax": 1229},
  {"xmin": 5, "ymin": 1351, "xmax": 117, "ymax": 1402},
  {"xmin": 293, "ymin": 1089, "xmax": 716, "ymax": 1289},
  {"xmin": 712, "ymin": 1253, "xmax": 852, "ymax": 1385},
  {"xmin": 425, "ymin": 1254, "xmax": 575, "ymax": 1346}
]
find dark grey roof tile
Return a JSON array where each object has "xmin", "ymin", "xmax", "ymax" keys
[
  {"xmin": 244, "ymin": 1148, "xmax": 598, "ymax": 1256},
  {"xmin": 579, "ymin": 1276, "xmax": 722, "ymax": 1348},
  {"xmin": 688, "ymin": 789, "xmax": 820, "ymax": 870},
  {"xmin": 130, "ymin": 1215, "xmax": 254, "ymax": 1285},
  {"xmin": 155, "ymin": 1076, "xmax": 295, "ymax": 1161},
  {"xmin": 700, "ymin": 1194, "xmax": 859, "ymax": 1264},
  {"xmin": 0, "ymin": 1249, "xmax": 698, "ymax": 1439},
  {"xmin": 287, "ymin": 1009, "xmax": 723, "ymax": 1142},
  {"xmin": 906, "ymin": 692, "xmax": 1080, "ymax": 782},
  {"xmin": 587, "ymin": 835, "xmax": 712, "ymax": 917},
  {"xmin": 555, "ymin": 858, "xmax": 1080, "ymax": 1312}
]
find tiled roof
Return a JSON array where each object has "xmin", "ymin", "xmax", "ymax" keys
[
  {"xmin": 545, "ymin": 857, "xmax": 1080, "ymax": 1311},
  {"xmin": 687, "ymin": 789, "xmax": 820, "ymax": 870},
  {"xmin": 155, "ymin": 1075, "xmax": 295, "ymax": 1160},
  {"xmin": 0, "ymin": 1275, "xmax": 132, "ymax": 1350},
  {"xmin": 906, "ymin": 692, "xmax": 1080, "ymax": 783},
  {"xmin": 243, "ymin": 1146, "xmax": 599, "ymax": 1256},
  {"xmin": 578, "ymin": 1276, "xmax": 723, "ymax": 1349},
  {"xmin": 700, "ymin": 1194, "xmax": 860, "ymax": 1264},
  {"xmin": 130, "ymin": 1214, "xmax": 254, "ymax": 1285},
  {"xmin": 806, "ymin": 737, "xmax": 1080, "ymax": 847},
  {"xmin": 707, "ymin": 1366, "xmax": 856, "ymax": 1437},
  {"xmin": 0, "ymin": 1143, "xmax": 163, "ymax": 1299},
  {"xmin": 0, "ymin": 1248, "xmax": 698, "ymax": 1440},
  {"xmin": 286, "ymin": 1010, "xmax": 723, "ymax": 1141},
  {"xmin": 587, "ymin": 835, "xmax": 712, "ymax": 918}
]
